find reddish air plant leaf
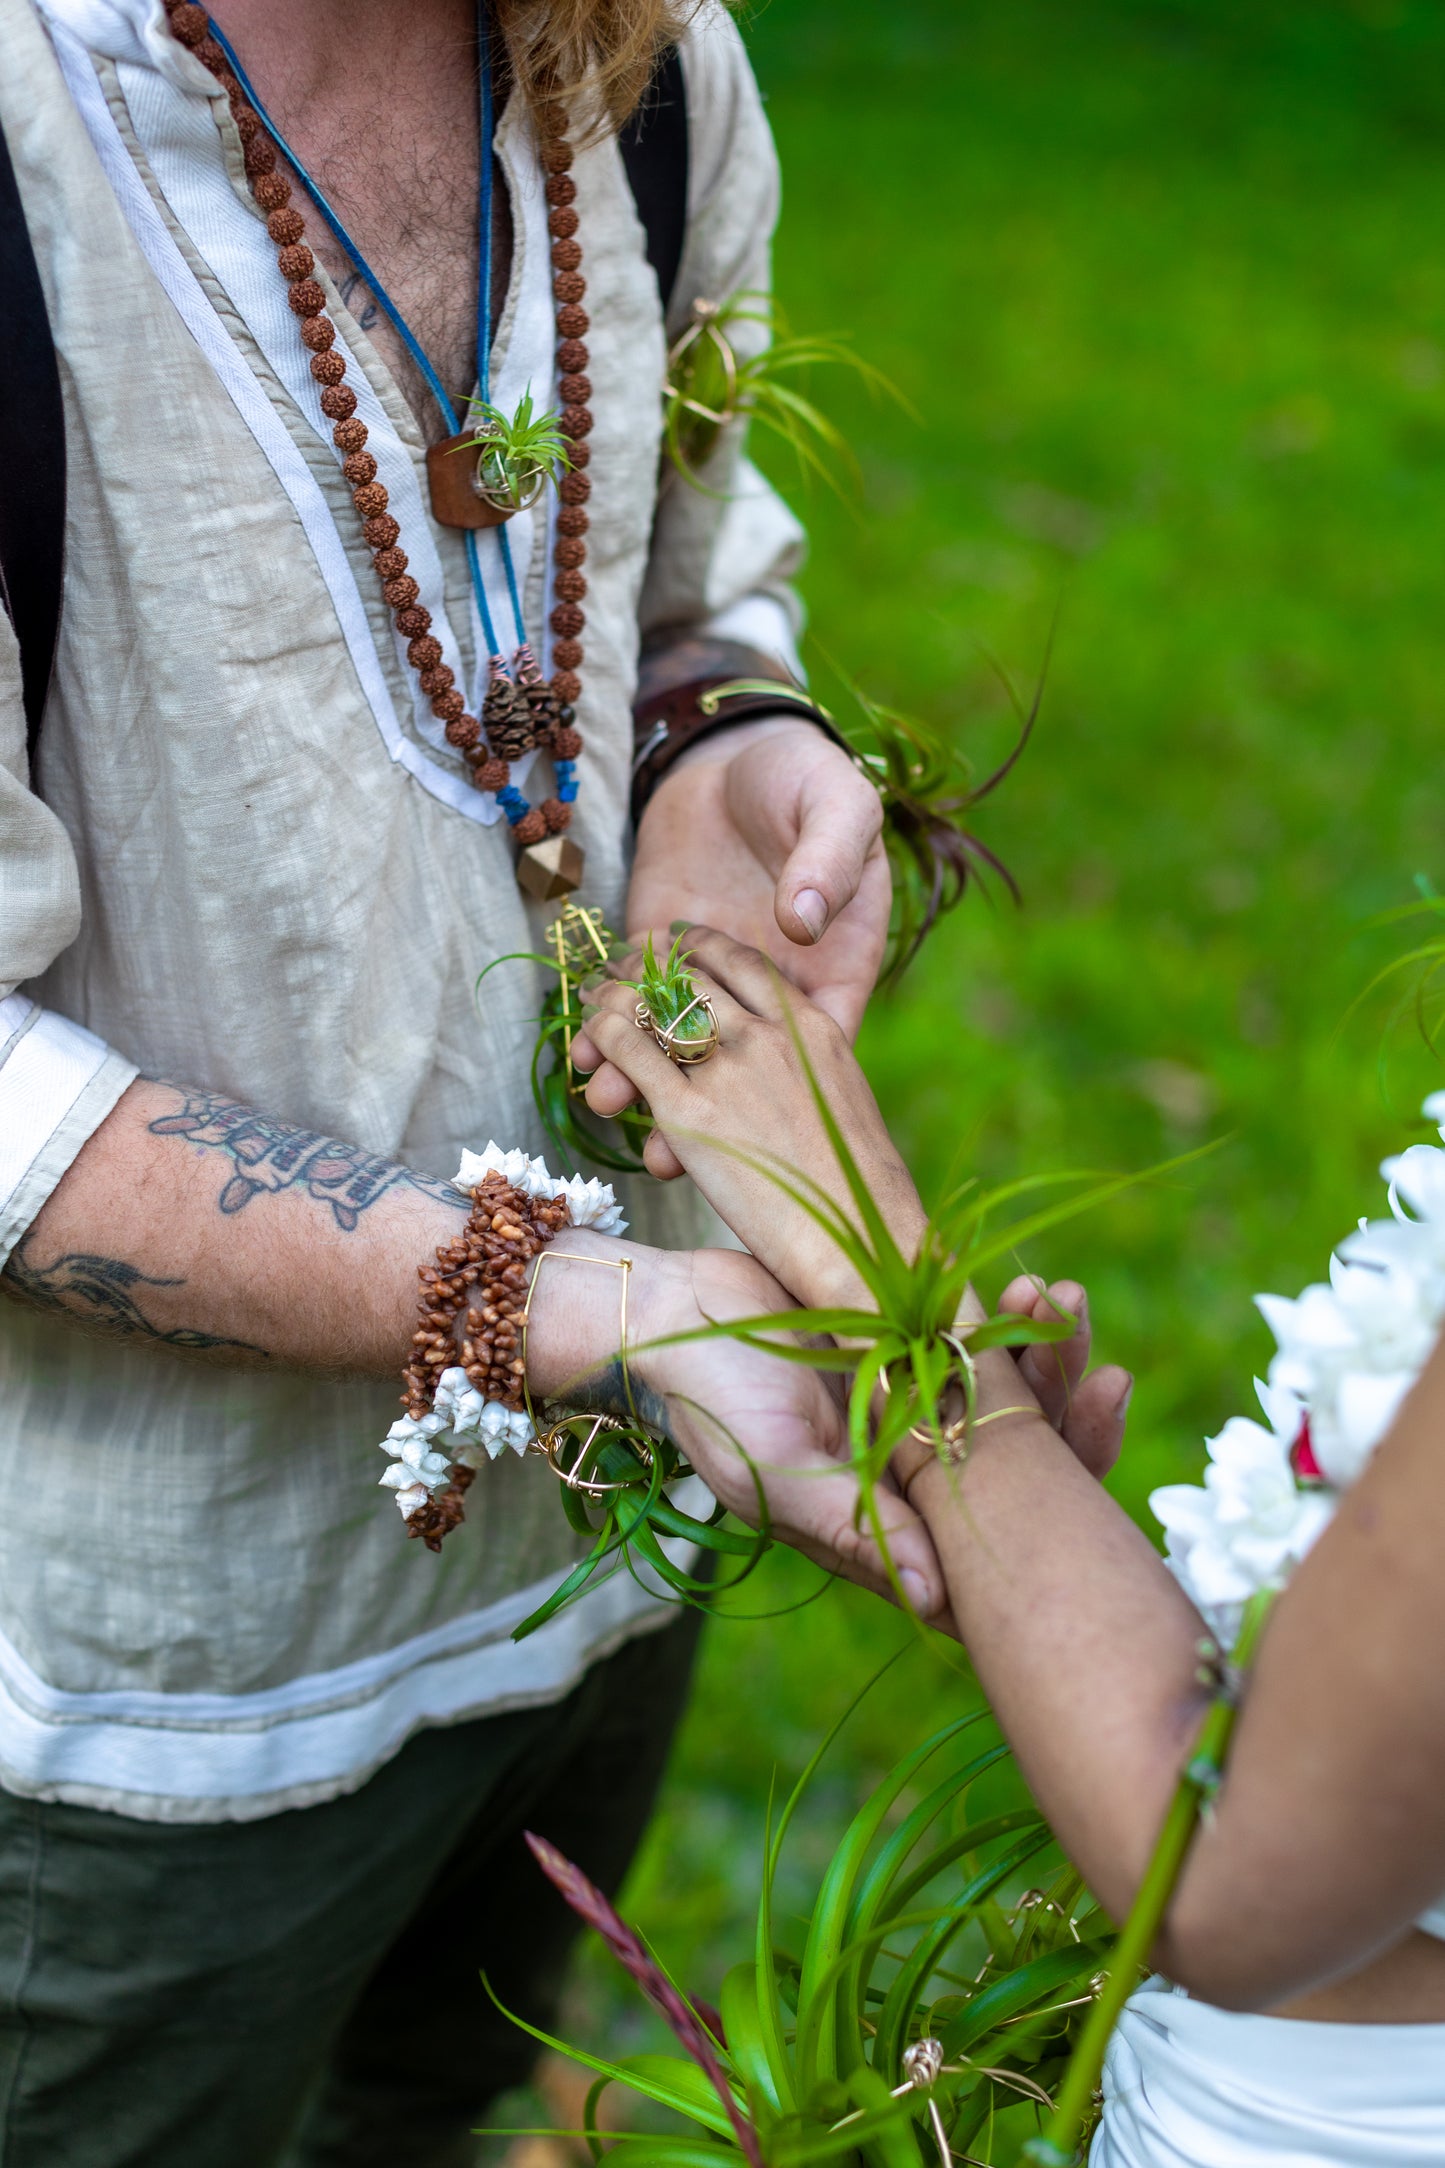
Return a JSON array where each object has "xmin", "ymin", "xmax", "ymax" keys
[
  {"xmin": 1291, "ymin": 1415, "xmax": 1325, "ymax": 1486},
  {"xmin": 525, "ymin": 1833, "xmax": 762, "ymax": 2168}
]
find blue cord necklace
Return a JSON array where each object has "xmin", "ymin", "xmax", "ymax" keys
[{"xmin": 192, "ymin": 0, "xmax": 586, "ymax": 884}]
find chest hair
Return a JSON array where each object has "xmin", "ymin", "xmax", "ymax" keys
[{"xmin": 254, "ymin": 26, "xmax": 513, "ymax": 433}]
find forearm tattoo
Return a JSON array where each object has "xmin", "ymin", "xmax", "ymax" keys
[
  {"xmin": 0, "ymin": 1232, "xmax": 264, "ymax": 1355},
  {"xmin": 146, "ymin": 1086, "xmax": 459, "ymax": 1232}
]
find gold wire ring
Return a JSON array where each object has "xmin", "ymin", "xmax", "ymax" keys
[
  {"xmin": 634, "ymin": 992, "xmax": 721, "ymax": 1066},
  {"xmin": 879, "ymin": 1329, "xmax": 975, "ymax": 1455},
  {"xmin": 529, "ymin": 1412, "xmax": 653, "ymax": 1503}
]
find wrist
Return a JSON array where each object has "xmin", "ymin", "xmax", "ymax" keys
[
  {"xmin": 520, "ymin": 1228, "xmax": 648, "ymax": 1401},
  {"xmin": 663, "ymin": 712, "xmax": 820, "ymax": 780},
  {"xmin": 631, "ymin": 656, "xmax": 844, "ymax": 823}
]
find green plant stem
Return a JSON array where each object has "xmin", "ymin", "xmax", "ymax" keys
[{"xmin": 1021, "ymin": 1591, "xmax": 1275, "ymax": 2167}]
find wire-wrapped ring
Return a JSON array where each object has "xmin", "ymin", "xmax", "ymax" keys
[
  {"xmin": 529, "ymin": 1411, "xmax": 654, "ymax": 1503},
  {"xmin": 634, "ymin": 992, "xmax": 720, "ymax": 1065}
]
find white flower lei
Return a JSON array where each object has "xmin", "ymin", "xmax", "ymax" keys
[
  {"xmin": 1151, "ymin": 1093, "xmax": 1445, "ymax": 1647},
  {"xmin": 378, "ymin": 1142, "xmax": 627, "ymax": 1521}
]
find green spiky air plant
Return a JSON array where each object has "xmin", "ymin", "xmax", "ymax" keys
[
  {"xmin": 486, "ymin": 1666, "xmax": 1115, "ymax": 2166},
  {"xmin": 510, "ymin": 1405, "xmax": 770, "ymax": 1643},
  {"xmin": 638, "ymin": 1014, "xmax": 1213, "ymax": 1629},
  {"xmin": 628, "ymin": 932, "xmax": 721, "ymax": 1064},
  {"xmin": 663, "ymin": 293, "xmax": 901, "ymax": 496},
  {"xmin": 833, "ymin": 647, "xmax": 1045, "ymax": 992},
  {"xmin": 455, "ymin": 387, "xmax": 572, "ymax": 513}
]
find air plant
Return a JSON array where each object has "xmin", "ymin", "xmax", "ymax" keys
[
  {"xmin": 637, "ymin": 1015, "xmax": 1192, "ymax": 1625},
  {"xmin": 834, "ymin": 660, "xmax": 1042, "ymax": 991},
  {"xmin": 512, "ymin": 1404, "xmax": 770, "ymax": 1643},
  {"xmin": 663, "ymin": 294, "xmax": 901, "ymax": 496},
  {"xmin": 486, "ymin": 1670, "xmax": 1113, "ymax": 2166},
  {"xmin": 455, "ymin": 387, "xmax": 573, "ymax": 513},
  {"xmin": 628, "ymin": 933, "xmax": 721, "ymax": 1064}
]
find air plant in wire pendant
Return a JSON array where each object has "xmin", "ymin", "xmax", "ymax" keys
[{"xmin": 453, "ymin": 387, "xmax": 573, "ymax": 515}]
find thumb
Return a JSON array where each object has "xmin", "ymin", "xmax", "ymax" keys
[{"xmin": 773, "ymin": 749, "xmax": 883, "ymax": 945}]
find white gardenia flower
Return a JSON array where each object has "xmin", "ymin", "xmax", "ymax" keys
[
  {"xmin": 1383, "ymin": 1138, "xmax": 1445, "ymax": 1226},
  {"xmin": 1259, "ymin": 1248, "xmax": 1436, "ymax": 1485},
  {"xmin": 1150, "ymin": 1383, "xmax": 1334, "ymax": 1636}
]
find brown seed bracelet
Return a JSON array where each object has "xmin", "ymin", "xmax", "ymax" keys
[{"xmin": 399, "ymin": 1171, "xmax": 568, "ymax": 1550}]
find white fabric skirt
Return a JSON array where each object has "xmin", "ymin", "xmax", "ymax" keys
[{"xmin": 1091, "ymin": 1977, "xmax": 1445, "ymax": 2166}]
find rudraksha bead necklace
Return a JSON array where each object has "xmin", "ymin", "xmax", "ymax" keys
[{"xmin": 167, "ymin": 0, "xmax": 591, "ymax": 892}]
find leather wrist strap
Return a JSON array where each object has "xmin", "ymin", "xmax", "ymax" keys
[{"xmin": 630, "ymin": 663, "xmax": 847, "ymax": 825}]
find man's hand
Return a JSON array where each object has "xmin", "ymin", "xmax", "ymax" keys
[
  {"xmin": 574, "ymin": 718, "xmax": 890, "ymax": 1178},
  {"xmin": 630, "ymin": 719, "xmax": 890, "ymax": 1029}
]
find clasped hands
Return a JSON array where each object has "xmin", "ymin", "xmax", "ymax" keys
[{"xmin": 529, "ymin": 720, "xmax": 1129, "ymax": 1626}]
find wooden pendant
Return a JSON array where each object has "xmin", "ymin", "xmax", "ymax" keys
[
  {"xmin": 426, "ymin": 433, "xmax": 516, "ymax": 529},
  {"xmin": 516, "ymin": 834, "xmax": 585, "ymax": 901}
]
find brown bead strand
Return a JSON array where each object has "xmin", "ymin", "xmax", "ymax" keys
[
  {"xmin": 399, "ymin": 1172, "xmax": 569, "ymax": 1551},
  {"xmin": 166, "ymin": 1, "xmax": 590, "ymax": 849},
  {"xmin": 164, "ymin": 0, "xmax": 490, "ymax": 764},
  {"xmin": 520, "ymin": 104, "xmax": 592, "ymax": 838}
]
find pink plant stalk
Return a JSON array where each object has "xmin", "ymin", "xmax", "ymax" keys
[{"xmin": 525, "ymin": 1831, "xmax": 762, "ymax": 2168}]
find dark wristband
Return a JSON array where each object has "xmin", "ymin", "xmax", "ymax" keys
[{"xmin": 630, "ymin": 663, "xmax": 846, "ymax": 825}]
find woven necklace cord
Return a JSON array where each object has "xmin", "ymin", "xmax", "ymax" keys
[{"xmin": 204, "ymin": 6, "xmax": 526, "ymax": 659}]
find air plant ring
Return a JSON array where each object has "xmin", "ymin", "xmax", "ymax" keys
[
  {"xmin": 530, "ymin": 1411, "xmax": 653, "ymax": 1503},
  {"xmin": 635, "ymin": 990, "xmax": 720, "ymax": 1066}
]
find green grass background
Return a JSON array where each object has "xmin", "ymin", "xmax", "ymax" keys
[{"xmin": 553, "ymin": 0, "xmax": 1445, "ymax": 2069}]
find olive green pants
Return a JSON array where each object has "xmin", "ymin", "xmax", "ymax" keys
[{"xmin": 0, "ymin": 1616, "xmax": 701, "ymax": 2168}]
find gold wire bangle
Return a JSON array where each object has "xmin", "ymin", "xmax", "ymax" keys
[
  {"xmin": 879, "ymin": 1328, "xmax": 975, "ymax": 1457},
  {"xmin": 518, "ymin": 1248, "xmax": 658, "ymax": 1503}
]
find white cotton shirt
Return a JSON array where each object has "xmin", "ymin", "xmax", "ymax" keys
[
  {"xmin": 0, "ymin": 0, "xmax": 802, "ymax": 1820},
  {"xmin": 1093, "ymin": 1977, "xmax": 1445, "ymax": 2165}
]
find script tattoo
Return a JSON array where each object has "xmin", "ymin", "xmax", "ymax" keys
[
  {"xmin": 0, "ymin": 1233, "xmax": 263, "ymax": 1355},
  {"xmin": 147, "ymin": 1087, "xmax": 458, "ymax": 1232}
]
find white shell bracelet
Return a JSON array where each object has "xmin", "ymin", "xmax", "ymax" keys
[{"xmin": 378, "ymin": 1141, "xmax": 626, "ymax": 1520}]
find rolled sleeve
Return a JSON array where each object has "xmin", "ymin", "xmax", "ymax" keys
[
  {"xmin": 0, "ymin": 997, "xmax": 137, "ymax": 1264},
  {"xmin": 0, "ymin": 616, "xmax": 137, "ymax": 1265}
]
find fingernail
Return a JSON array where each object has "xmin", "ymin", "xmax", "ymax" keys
[
  {"xmin": 900, "ymin": 1568, "xmax": 931, "ymax": 1614},
  {"xmin": 794, "ymin": 888, "xmax": 828, "ymax": 941},
  {"xmin": 1115, "ymin": 1377, "xmax": 1135, "ymax": 1419}
]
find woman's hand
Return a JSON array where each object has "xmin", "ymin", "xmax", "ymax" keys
[
  {"xmin": 524, "ymin": 1231, "xmax": 958, "ymax": 1626},
  {"xmin": 577, "ymin": 925, "xmax": 926, "ymax": 1310}
]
